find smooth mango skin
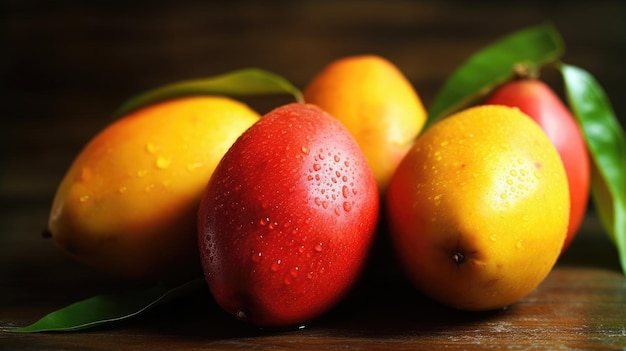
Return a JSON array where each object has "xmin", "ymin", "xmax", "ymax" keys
[
  {"xmin": 485, "ymin": 79, "xmax": 590, "ymax": 252},
  {"xmin": 387, "ymin": 105, "xmax": 569, "ymax": 311},
  {"xmin": 303, "ymin": 55, "xmax": 427, "ymax": 193},
  {"xmin": 48, "ymin": 96, "xmax": 260, "ymax": 282},
  {"xmin": 198, "ymin": 103, "xmax": 379, "ymax": 327}
]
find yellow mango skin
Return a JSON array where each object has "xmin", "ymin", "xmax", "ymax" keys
[
  {"xmin": 303, "ymin": 55, "xmax": 427, "ymax": 193},
  {"xmin": 387, "ymin": 105, "xmax": 570, "ymax": 311},
  {"xmin": 48, "ymin": 96, "xmax": 260, "ymax": 281}
]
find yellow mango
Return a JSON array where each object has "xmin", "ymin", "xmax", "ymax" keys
[
  {"xmin": 48, "ymin": 96, "xmax": 260, "ymax": 282},
  {"xmin": 387, "ymin": 105, "xmax": 569, "ymax": 311},
  {"xmin": 303, "ymin": 55, "xmax": 427, "ymax": 193}
]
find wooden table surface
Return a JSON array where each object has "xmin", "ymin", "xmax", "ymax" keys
[{"xmin": 2, "ymin": 1, "xmax": 626, "ymax": 350}]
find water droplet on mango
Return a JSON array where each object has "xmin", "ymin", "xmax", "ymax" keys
[
  {"xmin": 186, "ymin": 162, "xmax": 203, "ymax": 171},
  {"xmin": 79, "ymin": 167, "xmax": 93, "ymax": 182},
  {"xmin": 156, "ymin": 156, "xmax": 171, "ymax": 169},
  {"xmin": 251, "ymin": 250, "xmax": 263, "ymax": 263},
  {"xmin": 290, "ymin": 266, "xmax": 299, "ymax": 278},
  {"xmin": 146, "ymin": 142, "xmax": 160, "ymax": 154},
  {"xmin": 343, "ymin": 202, "xmax": 352, "ymax": 212},
  {"xmin": 334, "ymin": 207, "xmax": 341, "ymax": 216},
  {"xmin": 342, "ymin": 186, "xmax": 350, "ymax": 198}
]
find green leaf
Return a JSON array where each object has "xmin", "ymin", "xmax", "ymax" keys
[
  {"xmin": 113, "ymin": 68, "xmax": 304, "ymax": 118},
  {"xmin": 10, "ymin": 277, "xmax": 206, "ymax": 332},
  {"xmin": 560, "ymin": 63, "xmax": 626, "ymax": 274},
  {"xmin": 426, "ymin": 23, "xmax": 564, "ymax": 130}
]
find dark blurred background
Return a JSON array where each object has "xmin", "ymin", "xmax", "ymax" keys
[{"xmin": 1, "ymin": 0, "xmax": 625, "ymax": 230}]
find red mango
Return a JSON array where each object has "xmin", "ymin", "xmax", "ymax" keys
[
  {"xmin": 486, "ymin": 79, "xmax": 590, "ymax": 252},
  {"xmin": 197, "ymin": 103, "xmax": 379, "ymax": 327}
]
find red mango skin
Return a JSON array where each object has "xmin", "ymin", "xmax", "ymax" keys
[
  {"xmin": 485, "ymin": 79, "xmax": 590, "ymax": 252},
  {"xmin": 197, "ymin": 103, "xmax": 379, "ymax": 328}
]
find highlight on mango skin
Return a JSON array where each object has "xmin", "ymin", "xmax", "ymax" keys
[{"xmin": 48, "ymin": 96, "xmax": 260, "ymax": 282}]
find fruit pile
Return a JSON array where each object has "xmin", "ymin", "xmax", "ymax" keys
[{"xmin": 18, "ymin": 24, "xmax": 625, "ymax": 332}]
